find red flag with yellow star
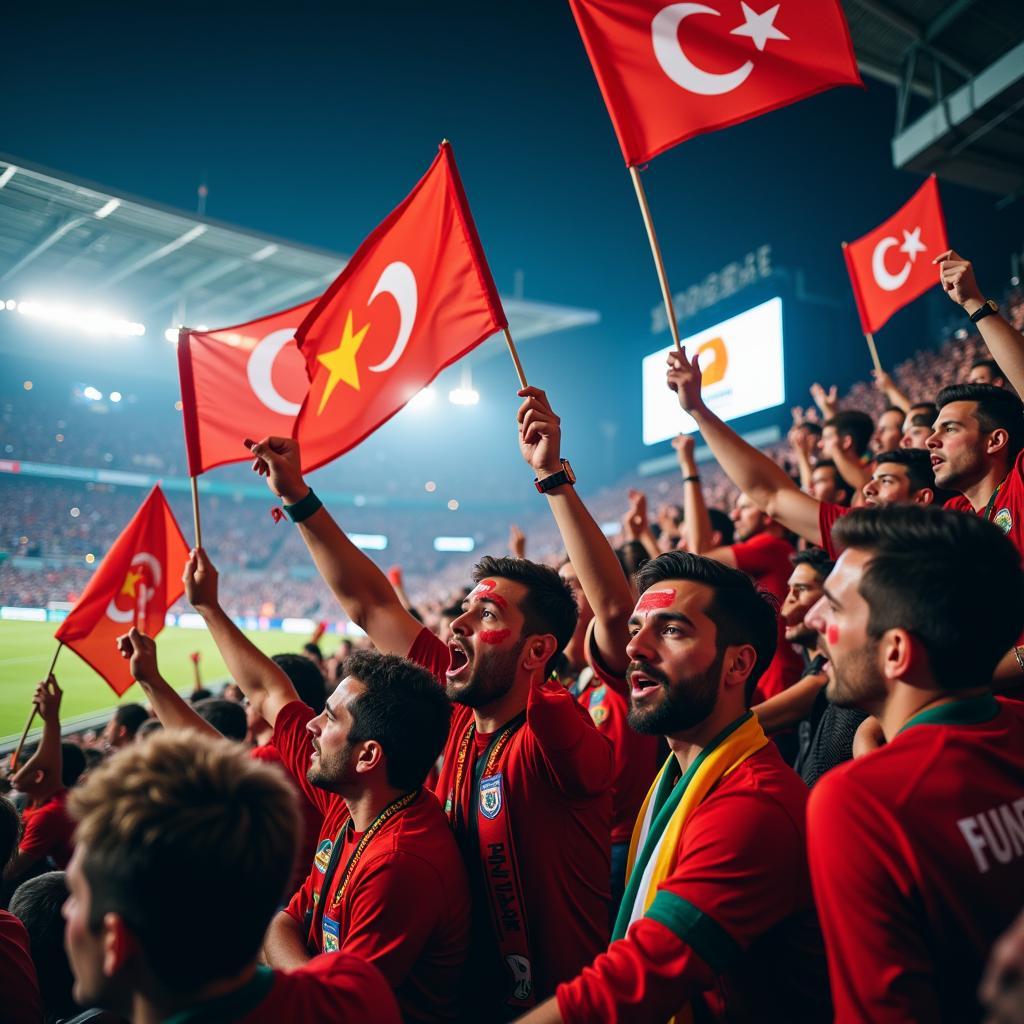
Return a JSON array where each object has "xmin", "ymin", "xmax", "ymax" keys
[
  {"xmin": 294, "ymin": 142, "xmax": 507, "ymax": 472},
  {"xmin": 55, "ymin": 486, "xmax": 190, "ymax": 696}
]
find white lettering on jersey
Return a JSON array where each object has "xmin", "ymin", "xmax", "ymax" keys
[{"xmin": 957, "ymin": 797, "xmax": 1024, "ymax": 873}]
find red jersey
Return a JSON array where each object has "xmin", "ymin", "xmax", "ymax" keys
[
  {"xmin": 249, "ymin": 742, "xmax": 323, "ymax": 896},
  {"xmin": 732, "ymin": 532, "xmax": 804, "ymax": 702},
  {"xmin": 0, "ymin": 910, "xmax": 42, "ymax": 1024},
  {"xmin": 408, "ymin": 627, "xmax": 614, "ymax": 1013},
  {"xmin": 577, "ymin": 627, "xmax": 659, "ymax": 845},
  {"xmin": 273, "ymin": 701, "xmax": 471, "ymax": 1024},
  {"xmin": 19, "ymin": 789, "xmax": 74, "ymax": 870},
  {"xmin": 817, "ymin": 501, "xmax": 852, "ymax": 559},
  {"xmin": 944, "ymin": 448, "xmax": 1024, "ymax": 557},
  {"xmin": 555, "ymin": 744, "xmax": 830, "ymax": 1023},
  {"xmin": 168, "ymin": 955, "xmax": 400, "ymax": 1024},
  {"xmin": 808, "ymin": 695, "xmax": 1024, "ymax": 1023}
]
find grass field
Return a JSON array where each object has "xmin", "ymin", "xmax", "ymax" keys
[{"xmin": 0, "ymin": 620, "xmax": 322, "ymax": 741}]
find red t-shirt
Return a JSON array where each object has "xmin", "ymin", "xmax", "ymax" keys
[
  {"xmin": 817, "ymin": 501, "xmax": 852, "ymax": 559},
  {"xmin": 0, "ymin": 910, "xmax": 42, "ymax": 1024},
  {"xmin": 577, "ymin": 625, "xmax": 659, "ymax": 845},
  {"xmin": 408, "ymin": 627, "xmax": 614, "ymax": 1012},
  {"xmin": 944, "ymin": 448, "xmax": 1024, "ymax": 556},
  {"xmin": 19, "ymin": 789, "xmax": 74, "ymax": 870},
  {"xmin": 731, "ymin": 533, "xmax": 804, "ymax": 702},
  {"xmin": 249, "ymin": 742, "xmax": 323, "ymax": 896},
  {"xmin": 178, "ymin": 955, "xmax": 401, "ymax": 1024},
  {"xmin": 273, "ymin": 701, "xmax": 471, "ymax": 1024},
  {"xmin": 555, "ymin": 744, "xmax": 830, "ymax": 1023},
  {"xmin": 808, "ymin": 695, "xmax": 1024, "ymax": 1023}
]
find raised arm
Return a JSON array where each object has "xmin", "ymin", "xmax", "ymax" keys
[
  {"xmin": 10, "ymin": 677, "xmax": 63, "ymax": 798},
  {"xmin": 936, "ymin": 249, "xmax": 1024, "ymax": 394},
  {"xmin": 115, "ymin": 627, "xmax": 220, "ymax": 738},
  {"xmin": 247, "ymin": 436, "xmax": 421, "ymax": 656},
  {"xmin": 184, "ymin": 547, "xmax": 299, "ymax": 729},
  {"xmin": 666, "ymin": 351, "xmax": 825, "ymax": 547},
  {"xmin": 517, "ymin": 386, "xmax": 635, "ymax": 674},
  {"xmin": 622, "ymin": 490, "xmax": 661, "ymax": 563},
  {"xmin": 787, "ymin": 416, "xmax": 816, "ymax": 492},
  {"xmin": 672, "ymin": 433, "xmax": 716, "ymax": 555},
  {"xmin": 872, "ymin": 369, "xmax": 911, "ymax": 414}
]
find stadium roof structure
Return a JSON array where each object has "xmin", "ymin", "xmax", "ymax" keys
[
  {"xmin": 843, "ymin": 0, "xmax": 1024, "ymax": 205},
  {"xmin": 0, "ymin": 155, "xmax": 599, "ymax": 353}
]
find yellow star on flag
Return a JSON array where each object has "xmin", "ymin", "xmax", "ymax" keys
[
  {"xmin": 120, "ymin": 568, "xmax": 144, "ymax": 599},
  {"xmin": 316, "ymin": 310, "xmax": 370, "ymax": 414}
]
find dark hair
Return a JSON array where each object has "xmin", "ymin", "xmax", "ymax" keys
[
  {"xmin": 800, "ymin": 421, "xmax": 823, "ymax": 438},
  {"xmin": 909, "ymin": 401, "xmax": 938, "ymax": 420},
  {"xmin": 708, "ymin": 508, "xmax": 736, "ymax": 546},
  {"xmin": 188, "ymin": 687, "xmax": 213, "ymax": 704},
  {"xmin": 472, "ymin": 556, "xmax": 579, "ymax": 676},
  {"xmin": 0, "ymin": 795, "xmax": 21, "ymax": 869},
  {"xmin": 60, "ymin": 742, "xmax": 86, "ymax": 789},
  {"xmin": 909, "ymin": 411, "xmax": 935, "ymax": 430},
  {"xmin": 137, "ymin": 718, "xmax": 163, "ymax": 739},
  {"xmin": 273, "ymin": 653, "xmax": 326, "ymax": 713},
  {"xmin": 832, "ymin": 506, "xmax": 1024, "ymax": 689},
  {"xmin": 344, "ymin": 650, "xmax": 453, "ymax": 791},
  {"xmin": 791, "ymin": 547, "xmax": 835, "ymax": 579},
  {"xmin": 9, "ymin": 871, "xmax": 77, "ymax": 1020},
  {"xmin": 881, "ymin": 405, "xmax": 906, "ymax": 420},
  {"xmin": 302, "ymin": 642, "xmax": 324, "ymax": 662},
  {"xmin": 811, "ymin": 459, "xmax": 851, "ymax": 502},
  {"xmin": 873, "ymin": 448, "xmax": 936, "ymax": 492},
  {"xmin": 193, "ymin": 698, "xmax": 248, "ymax": 742},
  {"xmin": 971, "ymin": 357, "xmax": 1005, "ymax": 381},
  {"xmin": 112, "ymin": 703, "xmax": 149, "ymax": 738},
  {"xmin": 634, "ymin": 552, "xmax": 778, "ymax": 702},
  {"xmin": 616, "ymin": 540, "xmax": 650, "ymax": 579},
  {"xmin": 824, "ymin": 410, "xmax": 875, "ymax": 457},
  {"xmin": 936, "ymin": 383, "xmax": 1024, "ymax": 460}
]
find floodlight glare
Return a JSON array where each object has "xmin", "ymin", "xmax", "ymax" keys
[
  {"xmin": 349, "ymin": 533, "xmax": 388, "ymax": 551},
  {"xmin": 109, "ymin": 391, "xmax": 122, "ymax": 403},
  {"xmin": 16, "ymin": 299, "xmax": 145, "ymax": 338},
  {"xmin": 448, "ymin": 387, "xmax": 480, "ymax": 406},
  {"xmin": 434, "ymin": 536, "xmax": 475, "ymax": 552},
  {"xmin": 82, "ymin": 386, "xmax": 103, "ymax": 401},
  {"xmin": 94, "ymin": 198, "xmax": 120, "ymax": 220},
  {"xmin": 164, "ymin": 328, "xmax": 180, "ymax": 343},
  {"xmin": 409, "ymin": 387, "xmax": 436, "ymax": 410}
]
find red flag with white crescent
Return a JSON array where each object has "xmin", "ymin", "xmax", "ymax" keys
[
  {"xmin": 294, "ymin": 142, "xmax": 507, "ymax": 473},
  {"xmin": 178, "ymin": 299, "xmax": 318, "ymax": 475},
  {"xmin": 55, "ymin": 486, "xmax": 190, "ymax": 696},
  {"xmin": 568, "ymin": 0, "xmax": 862, "ymax": 165},
  {"xmin": 843, "ymin": 176, "xmax": 949, "ymax": 335}
]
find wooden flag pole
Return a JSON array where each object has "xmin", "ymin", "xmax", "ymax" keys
[
  {"xmin": 502, "ymin": 326, "xmax": 529, "ymax": 389},
  {"xmin": 10, "ymin": 643, "xmax": 63, "ymax": 772},
  {"xmin": 864, "ymin": 332, "xmax": 883, "ymax": 376},
  {"xmin": 629, "ymin": 165, "xmax": 682, "ymax": 352},
  {"xmin": 190, "ymin": 475, "xmax": 203, "ymax": 550}
]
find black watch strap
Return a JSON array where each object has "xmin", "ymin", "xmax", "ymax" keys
[
  {"xmin": 535, "ymin": 460, "xmax": 575, "ymax": 494},
  {"xmin": 970, "ymin": 299, "xmax": 998, "ymax": 324}
]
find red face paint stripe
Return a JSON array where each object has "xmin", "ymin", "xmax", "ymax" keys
[
  {"xmin": 635, "ymin": 589, "xmax": 675, "ymax": 614},
  {"xmin": 478, "ymin": 629, "xmax": 511, "ymax": 645},
  {"xmin": 826, "ymin": 624, "xmax": 840, "ymax": 645},
  {"xmin": 469, "ymin": 578, "xmax": 508, "ymax": 609}
]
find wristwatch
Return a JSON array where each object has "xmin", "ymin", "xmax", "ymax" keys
[
  {"xmin": 969, "ymin": 299, "xmax": 999, "ymax": 324},
  {"xmin": 535, "ymin": 459, "xmax": 576, "ymax": 494}
]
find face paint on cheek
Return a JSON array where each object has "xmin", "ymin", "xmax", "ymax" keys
[
  {"xmin": 826, "ymin": 624, "xmax": 840, "ymax": 646},
  {"xmin": 478, "ymin": 629, "xmax": 511, "ymax": 646},
  {"xmin": 634, "ymin": 588, "xmax": 675, "ymax": 615}
]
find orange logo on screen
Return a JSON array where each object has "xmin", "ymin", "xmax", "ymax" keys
[{"xmin": 697, "ymin": 337, "xmax": 728, "ymax": 386}]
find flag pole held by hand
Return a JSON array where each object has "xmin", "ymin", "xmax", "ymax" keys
[
  {"xmin": 10, "ymin": 643, "xmax": 63, "ymax": 772},
  {"xmin": 629, "ymin": 165, "xmax": 682, "ymax": 353},
  {"xmin": 177, "ymin": 326, "xmax": 203, "ymax": 549},
  {"xmin": 502, "ymin": 326, "xmax": 528, "ymax": 389}
]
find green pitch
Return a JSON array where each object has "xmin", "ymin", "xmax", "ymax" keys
[{"xmin": 0, "ymin": 620, "xmax": 331, "ymax": 741}]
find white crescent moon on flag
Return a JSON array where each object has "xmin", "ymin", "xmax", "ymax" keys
[
  {"xmin": 871, "ymin": 237, "xmax": 912, "ymax": 292},
  {"xmin": 367, "ymin": 262, "xmax": 418, "ymax": 374},
  {"xmin": 105, "ymin": 552, "xmax": 163, "ymax": 623},
  {"xmin": 246, "ymin": 329, "xmax": 303, "ymax": 416},
  {"xmin": 652, "ymin": 3, "xmax": 754, "ymax": 97}
]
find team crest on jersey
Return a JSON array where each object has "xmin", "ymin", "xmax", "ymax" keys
[
  {"xmin": 480, "ymin": 774, "xmax": 503, "ymax": 820},
  {"xmin": 505, "ymin": 953, "xmax": 533, "ymax": 1001},
  {"xmin": 322, "ymin": 916, "xmax": 340, "ymax": 953},
  {"xmin": 590, "ymin": 704, "xmax": 608, "ymax": 726},
  {"xmin": 314, "ymin": 839, "xmax": 333, "ymax": 873},
  {"xmin": 994, "ymin": 508, "xmax": 1013, "ymax": 534}
]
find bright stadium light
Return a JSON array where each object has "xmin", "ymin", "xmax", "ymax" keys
[
  {"xmin": 94, "ymin": 198, "xmax": 120, "ymax": 219},
  {"xmin": 16, "ymin": 299, "xmax": 145, "ymax": 338},
  {"xmin": 349, "ymin": 533, "xmax": 388, "ymax": 551},
  {"xmin": 82, "ymin": 386, "xmax": 103, "ymax": 401},
  {"xmin": 164, "ymin": 327, "xmax": 179, "ymax": 343},
  {"xmin": 109, "ymin": 391, "xmax": 122, "ymax": 403},
  {"xmin": 434, "ymin": 536, "xmax": 475, "ymax": 552},
  {"xmin": 0, "ymin": 165, "xmax": 16, "ymax": 190},
  {"xmin": 448, "ymin": 387, "xmax": 480, "ymax": 406},
  {"xmin": 4, "ymin": 299, "xmax": 15, "ymax": 310},
  {"xmin": 409, "ymin": 387, "xmax": 436, "ymax": 411}
]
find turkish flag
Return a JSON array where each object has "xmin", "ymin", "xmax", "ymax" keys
[
  {"xmin": 294, "ymin": 142, "xmax": 506, "ymax": 473},
  {"xmin": 568, "ymin": 0, "xmax": 862, "ymax": 165},
  {"xmin": 55, "ymin": 486, "xmax": 190, "ymax": 696},
  {"xmin": 843, "ymin": 176, "xmax": 949, "ymax": 335},
  {"xmin": 178, "ymin": 299, "xmax": 317, "ymax": 475}
]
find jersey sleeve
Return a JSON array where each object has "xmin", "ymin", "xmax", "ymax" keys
[
  {"xmin": 522, "ymin": 678, "xmax": 614, "ymax": 799},
  {"xmin": 279, "ymin": 953, "xmax": 401, "ymax": 1024},
  {"xmin": 18, "ymin": 801, "xmax": 62, "ymax": 865},
  {"xmin": 585, "ymin": 617, "xmax": 628, "ymax": 702},
  {"xmin": 731, "ymin": 533, "xmax": 784, "ymax": 576},
  {"xmin": 271, "ymin": 701, "xmax": 332, "ymax": 816},
  {"xmin": 406, "ymin": 627, "xmax": 451, "ymax": 686},
  {"xmin": 808, "ymin": 769, "xmax": 941, "ymax": 1023},
  {"xmin": 283, "ymin": 867, "xmax": 317, "ymax": 931},
  {"xmin": 557, "ymin": 787, "xmax": 808, "ymax": 1023},
  {"xmin": 818, "ymin": 502, "xmax": 849, "ymax": 558}
]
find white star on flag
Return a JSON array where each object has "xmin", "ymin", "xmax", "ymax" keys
[
  {"xmin": 899, "ymin": 226, "xmax": 927, "ymax": 262},
  {"xmin": 730, "ymin": 3, "xmax": 789, "ymax": 51}
]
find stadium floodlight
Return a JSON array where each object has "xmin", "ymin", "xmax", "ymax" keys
[
  {"xmin": 82, "ymin": 386, "xmax": 103, "ymax": 401},
  {"xmin": 4, "ymin": 299, "xmax": 15, "ymax": 310},
  {"xmin": 109, "ymin": 391, "xmax": 122, "ymax": 403},
  {"xmin": 251, "ymin": 244, "xmax": 278, "ymax": 262},
  {"xmin": 0, "ymin": 165, "xmax": 16, "ymax": 190},
  {"xmin": 448, "ymin": 387, "xmax": 480, "ymax": 406},
  {"xmin": 434, "ymin": 536, "xmax": 475, "ymax": 552},
  {"xmin": 16, "ymin": 299, "xmax": 145, "ymax": 338},
  {"xmin": 408, "ymin": 387, "xmax": 436, "ymax": 411},
  {"xmin": 164, "ymin": 327, "xmax": 179, "ymax": 343},
  {"xmin": 349, "ymin": 533, "xmax": 388, "ymax": 551},
  {"xmin": 93, "ymin": 198, "xmax": 120, "ymax": 219}
]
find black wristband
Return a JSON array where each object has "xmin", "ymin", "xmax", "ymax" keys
[
  {"xmin": 683, "ymin": 475, "xmax": 700, "ymax": 484},
  {"xmin": 283, "ymin": 488, "xmax": 322, "ymax": 523}
]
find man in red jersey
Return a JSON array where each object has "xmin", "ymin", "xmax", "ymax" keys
[
  {"xmin": 178, "ymin": 548, "xmax": 469, "ymax": 1024},
  {"xmin": 517, "ymin": 385, "xmax": 659, "ymax": 917},
  {"xmin": 804, "ymin": 506, "xmax": 1024, "ymax": 1023},
  {"xmin": 247, "ymin": 434, "xmax": 613, "ymax": 1020},
  {"xmin": 62, "ymin": 730, "xmax": 400, "ymax": 1024},
  {"xmin": 516, "ymin": 551, "xmax": 830, "ymax": 1024}
]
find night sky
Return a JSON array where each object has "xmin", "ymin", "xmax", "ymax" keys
[{"xmin": 4, "ymin": 1, "xmax": 1022, "ymax": 490}]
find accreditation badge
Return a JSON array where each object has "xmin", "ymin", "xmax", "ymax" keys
[{"xmin": 322, "ymin": 916, "xmax": 340, "ymax": 953}]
